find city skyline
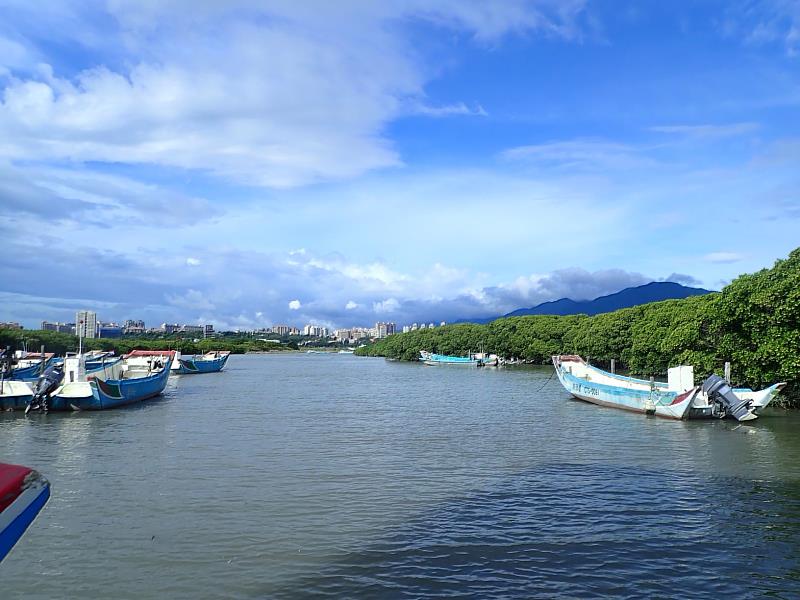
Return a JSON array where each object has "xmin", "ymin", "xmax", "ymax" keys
[{"xmin": 1, "ymin": 2, "xmax": 798, "ymax": 329}]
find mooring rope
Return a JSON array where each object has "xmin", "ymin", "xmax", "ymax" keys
[{"xmin": 532, "ymin": 365, "xmax": 558, "ymax": 394}]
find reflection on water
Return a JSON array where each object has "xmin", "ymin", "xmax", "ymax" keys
[{"xmin": 2, "ymin": 355, "xmax": 799, "ymax": 599}]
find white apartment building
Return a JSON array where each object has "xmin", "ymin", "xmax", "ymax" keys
[{"xmin": 76, "ymin": 310, "xmax": 97, "ymax": 339}]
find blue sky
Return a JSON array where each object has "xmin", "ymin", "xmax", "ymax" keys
[{"xmin": 0, "ymin": 0, "xmax": 798, "ymax": 330}]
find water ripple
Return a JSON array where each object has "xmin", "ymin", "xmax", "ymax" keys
[{"xmin": 2, "ymin": 355, "xmax": 800, "ymax": 599}]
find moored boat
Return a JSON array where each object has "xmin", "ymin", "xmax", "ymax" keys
[
  {"xmin": 1, "ymin": 352, "xmax": 124, "ymax": 411},
  {"xmin": 9, "ymin": 352, "xmax": 57, "ymax": 382},
  {"xmin": 0, "ymin": 379, "xmax": 35, "ymax": 411},
  {"xmin": 420, "ymin": 350, "xmax": 500, "ymax": 367},
  {"xmin": 25, "ymin": 350, "xmax": 174, "ymax": 412},
  {"xmin": 552, "ymin": 355, "xmax": 785, "ymax": 421},
  {"xmin": 172, "ymin": 351, "xmax": 230, "ymax": 374},
  {"xmin": 0, "ymin": 463, "xmax": 50, "ymax": 562}
]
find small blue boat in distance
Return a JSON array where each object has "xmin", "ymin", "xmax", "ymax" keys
[
  {"xmin": 419, "ymin": 350, "xmax": 499, "ymax": 367},
  {"xmin": 171, "ymin": 351, "xmax": 230, "ymax": 374},
  {"xmin": 0, "ymin": 463, "xmax": 50, "ymax": 563}
]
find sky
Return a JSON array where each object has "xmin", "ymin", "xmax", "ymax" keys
[{"xmin": 0, "ymin": 0, "xmax": 798, "ymax": 331}]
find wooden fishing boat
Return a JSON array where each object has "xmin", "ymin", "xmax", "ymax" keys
[
  {"xmin": 25, "ymin": 351, "xmax": 174, "ymax": 412},
  {"xmin": 552, "ymin": 355, "xmax": 784, "ymax": 421},
  {"xmin": 0, "ymin": 463, "xmax": 50, "ymax": 562},
  {"xmin": 172, "ymin": 351, "xmax": 230, "ymax": 374}
]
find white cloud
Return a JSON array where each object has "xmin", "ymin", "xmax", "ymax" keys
[
  {"xmin": 703, "ymin": 252, "xmax": 745, "ymax": 264},
  {"xmin": 0, "ymin": 1, "xmax": 587, "ymax": 188},
  {"xmin": 649, "ymin": 122, "xmax": 760, "ymax": 138},
  {"xmin": 186, "ymin": 257, "xmax": 201, "ymax": 266},
  {"xmin": 345, "ymin": 301, "xmax": 359, "ymax": 310},
  {"xmin": 288, "ymin": 299, "xmax": 302, "ymax": 310},
  {"xmin": 166, "ymin": 289, "xmax": 215, "ymax": 311},
  {"xmin": 723, "ymin": 0, "xmax": 800, "ymax": 55},
  {"xmin": 411, "ymin": 102, "xmax": 488, "ymax": 117},
  {"xmin": 501, "ymin": 139, "xmax": 657, "ymax": 171},
  {"xmin": 373, "ymin": 298, "xmax": 400, "ymax": 314}
]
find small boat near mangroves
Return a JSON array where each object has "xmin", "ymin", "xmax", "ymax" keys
[
  {"xmin": 420, "ymin": 350, "xmax": 500, "ymax": 367},
  {"xmin": 552, "ymin": 355, "xmax": 786, "ymax": 421},
  {"xmin": 171, "ymin": 350, "xmax": 230, "ymax": 374},
  {"xmin": 0, "ymin": 463, "xmax": 50, "ymax": 562},
  {"xmin": 24, "ymin": 350, "xmax": 174, "ymax": 413}
]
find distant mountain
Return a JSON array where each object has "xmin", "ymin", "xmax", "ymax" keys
[{"xmin": 459, "ymin": 282, "xmax": 711, "ymax": 324}]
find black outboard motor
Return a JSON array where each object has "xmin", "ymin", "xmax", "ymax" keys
[
  {"xmin": 26, "ymin": 364, "xmax": 64, "ymax": 414},
  {"xmin": 702, "ymin": 374, "xmax": 754, "ymax": 422}
]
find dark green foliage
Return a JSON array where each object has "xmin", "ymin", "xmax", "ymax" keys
[
  {"xmin": 0, "ymin": 330, "xmax": 291, "ymax": 356},
  {"xmin": 357, "ymin": 248, "xmax": 800, "ymax": 407}
]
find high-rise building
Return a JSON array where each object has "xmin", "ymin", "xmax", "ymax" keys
[
  {"xmin": 374, "ymin": 322, "xmax": 396, "ymax": 338},
  {"xmin": 124, "ymin": 319, "xmax": 146, "ymax": 334},
  {"xmin": 76, "ymin": 311, "xmax": 97, "ymax": 338},
  {"xmin": 204, "ymin": 324, "xmax": 215, "ymax": 338},
  {"xmin": 273, "ymin": 325, "xmax": 291, "ymax": 336},
  {"xmin": 303, "ymin": 324, "xmax": 329, "ymax": 337}
]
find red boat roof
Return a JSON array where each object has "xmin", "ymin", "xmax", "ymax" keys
[
  {"xmin": 124, "ymin": 350, "xmax": 176, "ymax": 359},
  {"xmin": 0, "ymin": 463, "xmax": 33, "ymax": 512}
]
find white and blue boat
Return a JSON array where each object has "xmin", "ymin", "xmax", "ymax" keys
[
  {"xmin": 552, "ymin": 355, "xmax": 785, "ymax": 421},
  {"xmin": 1, "ymin": 354, "xmax": 124, "ymax": 411},
  {"xmin": 0, "ymin": 379, "xmax": 36, "ymax": 411},
  {"xmin": 9, "ymin": 352, "xmax": 57, "ymax": 382},
  {"xmin": 0, "ymin": 463, "xmax": 50, "ymax": 563},
  {"xmin": 24, "ymin": 350, "xmax": 173, "ymax": 412},
  {"xmin": 171, "ymin": 351, "xmax": 230, "ymax": 374},
  {"xmin": 83, "ymin": 350, "xmax": 118, "ymax": 371}
]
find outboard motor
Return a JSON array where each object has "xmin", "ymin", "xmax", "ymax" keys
[
  {"xmin": 26, "ymin": 364, "xmax": 64, "ymax": 414},
  {"xmin": 702, "ymin": 374, "xmax": 755, "ymax": 422}
]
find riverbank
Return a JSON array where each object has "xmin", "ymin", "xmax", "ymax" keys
[{"xmin": 357, "ymin": 247, "xmax": 800, "ymax": 408}]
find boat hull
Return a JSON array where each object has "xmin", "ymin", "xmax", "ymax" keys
[
  {"xmin": 556, "ymin": 362, "xmax": 696, "ymax": 420},
  {"xmin": 0, "ymin": 464, "xmax": 50, "ymax": 562},
  {"xmin": 40, "ymin": 360, "xmax": 172, "ymax": 411},
  {"xmin": 174, "ymin": 353, "xmax": 229, "ymax": 374},
  {"xmin": 0, "ymin": 380, "xmax": 34, "ymax": 411},
  {"xmin": 423, "ymin": 359, "xmax": 479, "ymax": 366},
  {"xmin": 10, "ymin": 359, "xmax": 55, "ymax": 382},
  {"xmin": 420, "ymin": 351, "xmax": 497, "ymax": 366}
]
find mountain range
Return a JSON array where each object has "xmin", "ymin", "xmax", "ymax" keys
[{"xmin": 457, "ymin": 281, "xmax": 711, "ymax": 324}]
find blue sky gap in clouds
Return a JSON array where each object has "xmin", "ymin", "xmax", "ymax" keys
[{"xmin": 0, "ymin": 0, "xmax": 798, "ymax": 330}]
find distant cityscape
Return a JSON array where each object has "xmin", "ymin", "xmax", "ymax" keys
[{"xmin": 1, "ymin": 312, "xmax": 448, "ymax": 342}]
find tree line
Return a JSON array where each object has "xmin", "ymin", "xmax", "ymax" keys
[
  {"xmin": 0, "ymin": 330, "xmax": 296, "ymax": 357},
  {"xmin": 357, "ymin": 248, "xmax": 800, "ymax": 407}
]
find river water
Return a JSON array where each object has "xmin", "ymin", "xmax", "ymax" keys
[{"xmin": 2, "ymin": 353, "xmax": 800, "ymax": 598}]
